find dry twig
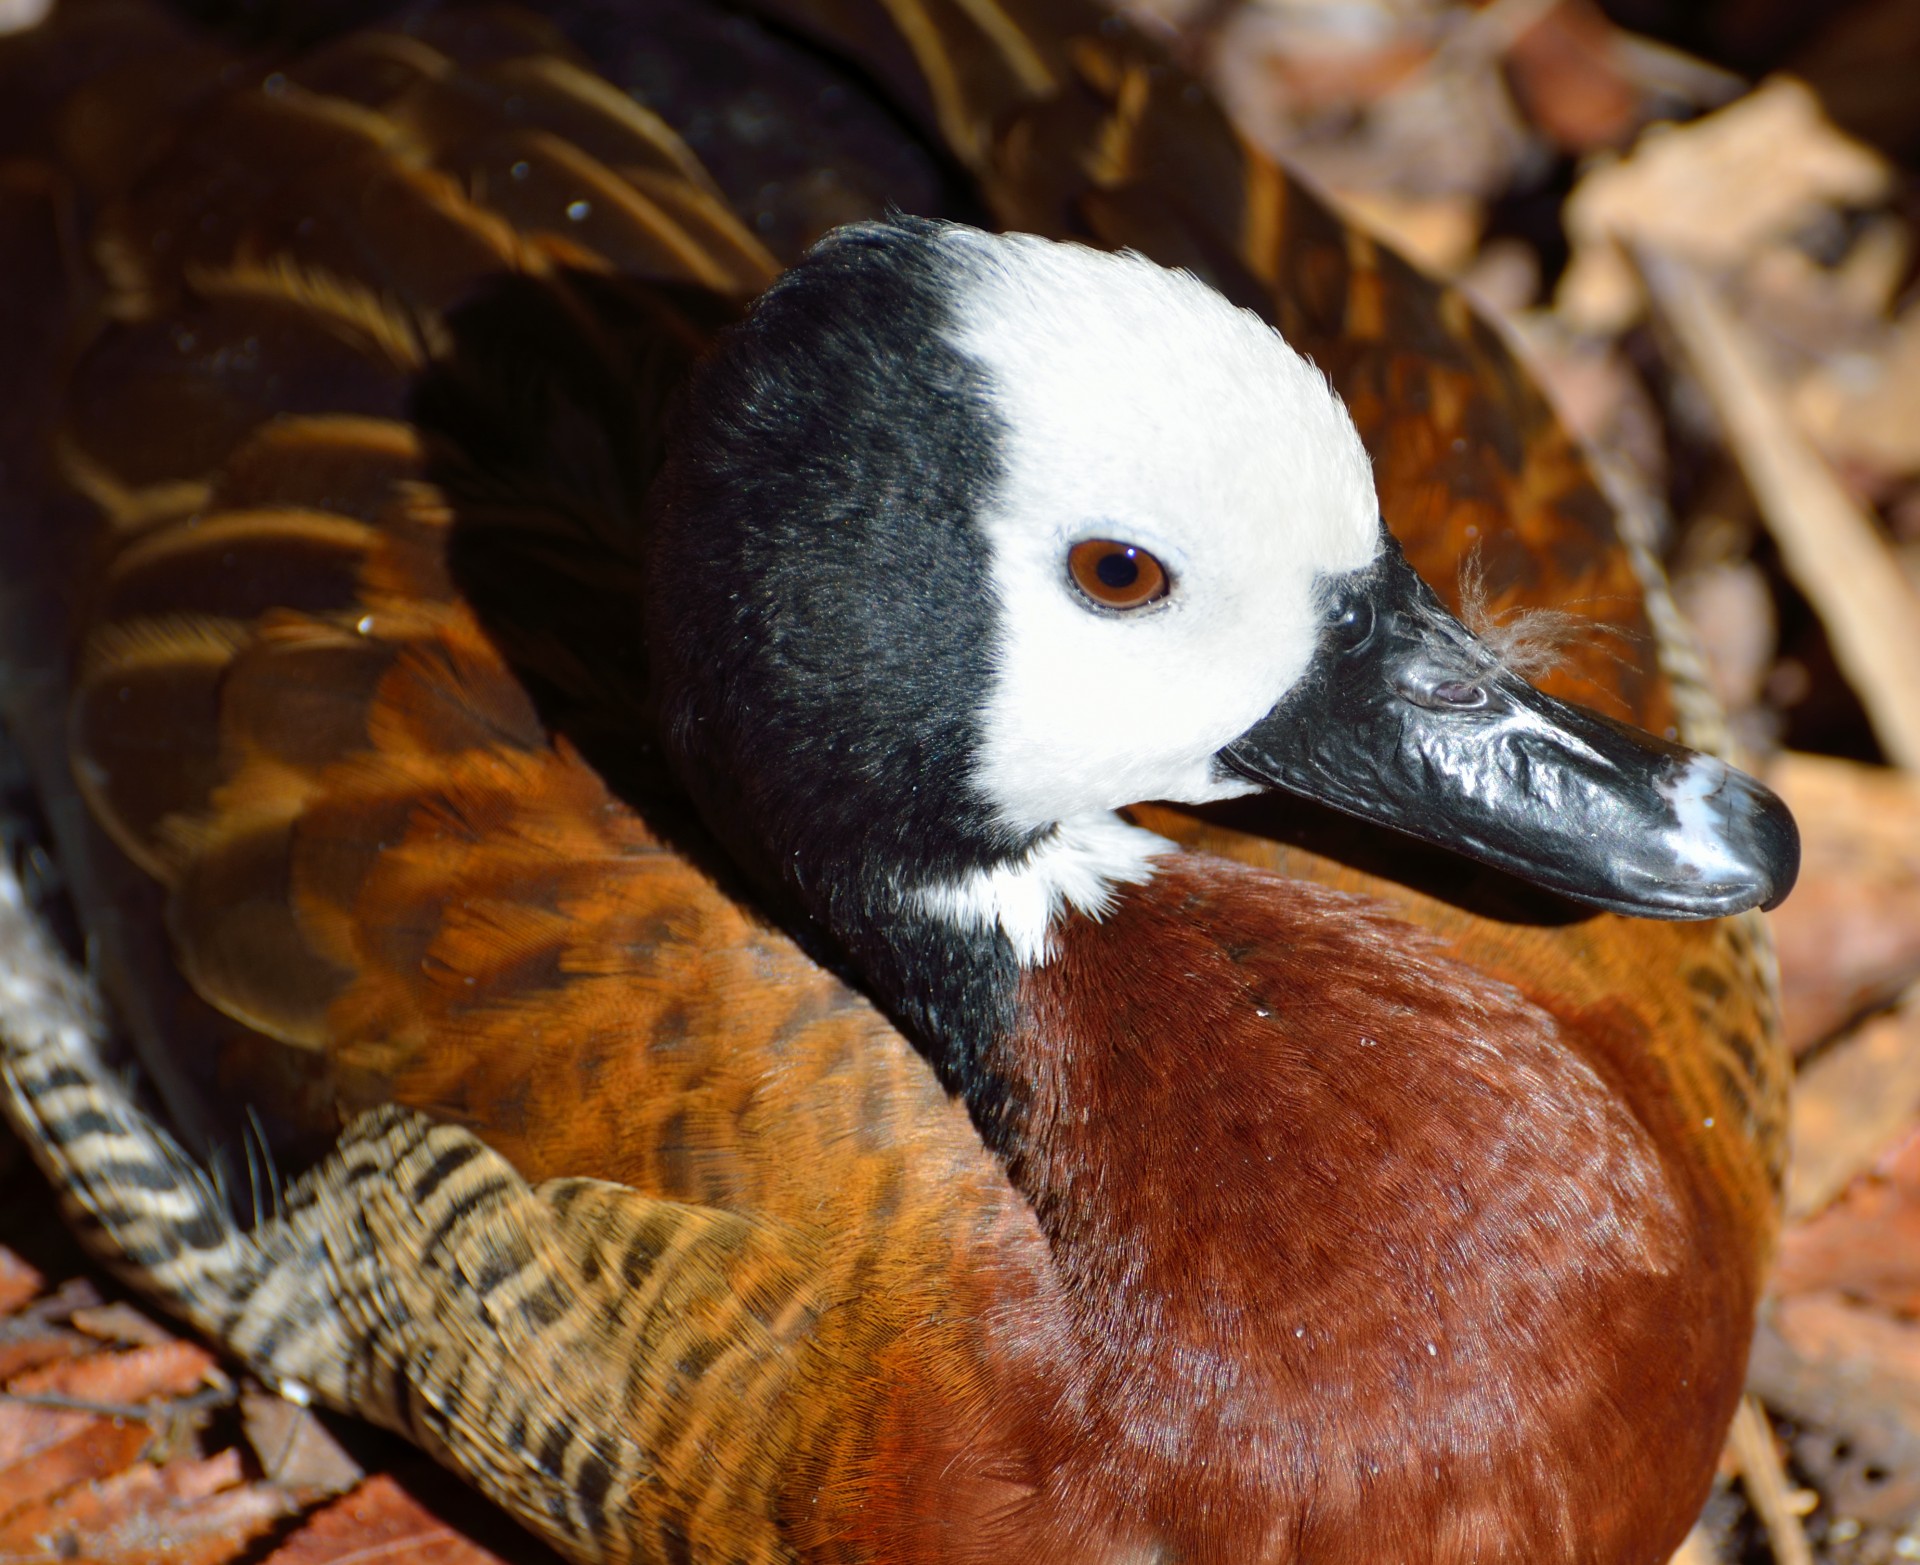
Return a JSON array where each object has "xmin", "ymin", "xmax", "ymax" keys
[{"xmin": 1731, "ymin": 1396, "xmax": 1818, "ymax": 1565}]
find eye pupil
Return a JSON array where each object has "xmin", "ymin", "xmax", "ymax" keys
[{"xmin": 1068, "ymin": 538, "xmax": 1169, "ymax": 610}]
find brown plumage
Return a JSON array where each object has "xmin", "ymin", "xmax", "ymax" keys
[{"xmin": 0, "ymin": 0, "xmax": 1786, "ymax": 1560}]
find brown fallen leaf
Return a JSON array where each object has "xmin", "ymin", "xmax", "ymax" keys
[
  {"xmin": 0, "ymin": 1252, "xmax": 40, "ymax": 1318},
  {"xmin": 1786, "ymin": 998, "xmax": 1920, "ymax": 1223},
  {"xmin": 1323, "ymin": 188, "xmax": 1484, "ymax": 276},
  {"xmin": 70, "ymin": 1302, "xmax": 185, "ymax": 1351},
  {"xmin": 0, "ymin": 1376, "xmax": 94, "ymax": 1468},
  {"xmin": 1459, "ymin": 235, "xmax": 1541, "ymax": 315},
  {"xmin": 1670, "ymin": 1527, "xmax": 1722, "ymax": 1565},
  {"xmin": 7, "ymin": 1339, "xmax": 221, "ymax": 1407},
  {"xmin": 15, "ymin": 1277, "xmax": 103, "ymax": 1321},
  {"xmin": 1764, "ymin": 1288, "xmax": 1920, "ymax": 1531},
  {"xmin": 1639, "ymin": 248, "xmax": 1920, "ymax": 769},
  {"xmin": 1504, "ymin": 0, "xmax": 1643, "ymax": 153},
  {"xmin": 0, "ymin": 1320, "xmax": 89, "ymax": 1384},
  {"xmin": 1795, "ymin": 305, "xmax": 1920, "ymax": 484},
  {"xmin": 1767, "ymin": 753, "xmax": 1920, "ymax": 1052},
  {"xmin": 1202, "ymin": 4, "xmax": 1428, "ymax": 124},
  {"xmin": 1500, "ymin": 308, "xmax": 1668, "ymax": 487},
  {"xmin": 1778, "ymin": 1123, "xmax": 1920, "ymax": 1313},
  {"xmin": 0, "ymin": 1240, "xmax": 546, "ymax": 1565},
  {"xmin": 260, "ymin": 1474, "xmax": 519, "ymax": 1565},
  {"xmin": 0, "ymin": 1416, "xmax": 153, "ymax": 1524},
  {"xmin": 1559, "ymin": 77, "xmax": 1893, "ymax": 334},
  {"xmin": 0, "ymin": 0, "xmax": 47, "ymax": 37},
  {"xmin": 1749, "ymin": 1310, "xmax": 1920, "ymax": 1525},
  {"xmin": 1, "ymin": 1335, "xmax": 230, "ymax": 1523},
  {"xmin": 1778, "ymin": 1294, "xmax": 1920, "ymax": 1410},
  {"xmin": 1205, "ymin": 0, "xmax": 1536, "ymax": 211},
  {"xmin": 240, "ymin": 1384, "xmax": 364, "ymax": 1502},
  {"xmin": 0, "ymin": 1447, "xmax": 294, "ymax": 1564},
  {"xmin": 1671, "ymin": 560, "xmax": 1775, "ymax": 730}
]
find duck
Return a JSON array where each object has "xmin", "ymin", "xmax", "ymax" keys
[{"xmin": 0, "ymin": 1, "xmax": 1798, "ymax": 1561}]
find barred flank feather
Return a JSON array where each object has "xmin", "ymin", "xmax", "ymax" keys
[{"xmin": 0, "ymin": 845, "xmax": 818, "ymax": 1565}]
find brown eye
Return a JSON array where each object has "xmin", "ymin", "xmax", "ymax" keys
[{"xmin": 1068, "ymin": 539, "xmax": 1170, "ymax": 610}]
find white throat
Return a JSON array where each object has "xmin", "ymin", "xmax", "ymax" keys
[{"xmin": 912, "ymin": 814, "xmax": 1175, "ymax": 966}]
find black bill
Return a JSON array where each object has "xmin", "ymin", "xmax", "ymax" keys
[{"xmin": 1219, "ymin": 531, "xmax": 1799, "ymax": 919}]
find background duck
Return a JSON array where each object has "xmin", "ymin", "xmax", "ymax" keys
[{"xmin": 0, "ymin": 0, "xmax": 1795, "ymax": 1559}]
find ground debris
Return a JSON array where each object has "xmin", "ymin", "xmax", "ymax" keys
[{"xmin": 0, "ymin": 1229, "xmax": 560, "ymax": 1565}]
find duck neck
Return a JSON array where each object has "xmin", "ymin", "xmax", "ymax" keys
[
  {"xmin": 800, "ymin": 813, "xmax": 1170, "ymax": 1156},
  {"xmin": 816, "ymin": 862, "xmax": 1028, "ymax": 1150}
]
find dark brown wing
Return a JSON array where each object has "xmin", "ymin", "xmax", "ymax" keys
[
  {"xmin": 0, "ymin": 22, "xmax": 1058, "ymax": 1546},
  {"xmin": 2, "ymin": 0, "xmax": 998, "ymax": 1227}
]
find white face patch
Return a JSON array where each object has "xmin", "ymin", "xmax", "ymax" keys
[{"xmin": 938, "ymin": 229, "xmax": 1383, "ymax": 835}]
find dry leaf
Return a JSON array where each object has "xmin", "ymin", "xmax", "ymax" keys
[
  {"xmin": 1504, "ymin": 0, "xmax": 1642, "ymax": 153},
  {"xmin": 7, "ymin": 1340, "xmax": 220, "ymax": 1406},
  {"xmin": 0, "ymin": 1251, "xmax": 41, "ymax": 1317},
  {"xmin": 1767, "ymin": 753, "xmax": 1920, "ymax": 1053},
  {"xmin": 0, "ymin": 1377, "xmax": 93, "ymax": 1468},
  {"xmin": 1208, "ymin": 0, "xmax": 1534, "ymax": 204},
  {"xmin": 1499, "ymin": 310, "xmax": 1667, "ymax": 484},
  {"xmin": 241, "ymin": 1385, "xmax": 364, "ymax": 1500},
  {"xmin": 0, "ymin": 1416, "xmax": 152, "ymax": 1522},
  {"xmin": 1796, "ymin": 306, "xmax": 1920, "ymax": 481},
  {"xmin": 1778, "ymin": 1123, "xmax": 1920, "ymax": 1314},
  {"xmin": 0, "ymin": 1321, "xmax": 89, "ymax": 1385},
  {"xmin": 1205, "ymin": 2, "xmax": 1429, "ymax": 124},
  {"xmin": 1559, "ymin": 77, "xmax": 1892, "ymax": 333},
  {"xmin": 1787, "ymin": 999, "xmax": 1920, "ymax": 1222},
  {"xmin": 260, "ymin": 1475, "xmax": 519, "ymax": 1565},
  {"xmin": 1640, "ymin": 249, "xmax": 1920, "ymax": 768},
  {"xmin": 1669, "ymin": 1527, "xmax": 1720, "ymax": 1565},
  {"xmin": 0, "ymin": 0, "xmax": 50, "ymax": 37},
  {"xmin": 0, "ymin": 1448, "xmax": 294, "ymax": 1563},
  {"xmin": 1749, "ymin": 1309, "xmax": 1920, "ymax": 1525},
  {"xmin": 1459, "ymin": 235, "xmax": 1541, "ymax": 315},
  {"xmin": 71, "ymin": 1302, "xmax": 186, "ymax": 1350},
  {"xmin": 1327, "ymin": 188, "xmax": 1483, "ymax": 275},
  {"xmin": 1670, "ymin": 560, "xmax": 1775, "ymax": 724},
  {"xmin": 1, "ymin": 1337, "xmax": 228, "ymax": 1525},
  {"xmin": 1775, "ymin": 1294, "xmax": 1920, "ymax": 1411}
]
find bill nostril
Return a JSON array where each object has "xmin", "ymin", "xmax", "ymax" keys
[
  {"xmin": 1397, "ymin": 675, "xmax": 1489, "ymax": 711},
  {"xmin": 1430, "ymin": 680, "xmax": 1487, "ymax": 709}
]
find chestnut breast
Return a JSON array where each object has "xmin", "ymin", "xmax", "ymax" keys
[{"xmin": 1000, "ymin": 858, "xmax": 1747, "ymax": 1561}]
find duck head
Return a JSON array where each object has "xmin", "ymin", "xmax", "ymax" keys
[{"xmin": 646, "ymin": 216, "xmax": 1798, "ymax": 977}]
